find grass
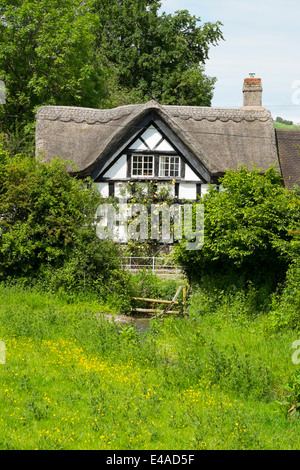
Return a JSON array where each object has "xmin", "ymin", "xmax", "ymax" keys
[
  {"xmin": 1, "ymin": 282, "xmax": 300, "ymax": 449},
  {"xmin": 273, "ymin": 121, "xmax": 300, "ymax": 130}
]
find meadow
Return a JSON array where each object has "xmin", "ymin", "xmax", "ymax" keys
[
  {"xmin": 1, "ymin": 281, "xmax": 300, "ymax": 450},
  {"xmin": 273, "ymin": 121, "xmax": 300, "ymax": 130}
]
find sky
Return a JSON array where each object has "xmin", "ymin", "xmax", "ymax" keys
[{"xmin": 160, "ymin": 0, "xmax": 300, "ymax": 123}]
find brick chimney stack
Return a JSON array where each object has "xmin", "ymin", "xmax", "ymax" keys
[{"xmin": 242, "ymin": 75, "xmax": 264, "ymax": 109}]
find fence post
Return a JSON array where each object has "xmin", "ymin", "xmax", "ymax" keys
[
  {"xmin": 152, "ymin": 256, "xmax": 155, "ymax": 274},
  {"xmin": 182, "ymin": 286, "xmax": 187, "ymax": 315}
]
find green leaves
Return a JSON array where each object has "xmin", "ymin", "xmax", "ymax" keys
[
  {"xmin": 175, "ymin": 166, "xmax": 300, "ymax": 285},
  {"xmin": 0, "ymin": 146, "xmax": 130, "ymax": 307},
  {"xmin": 0, "ymin": 152, "xmax": 98, "ymax": 276},
  {"xmin": 94, "ymin": 1, "xmax": 224, "ymax": 106},
  {"xmin": 0, "ymin": 0, "xmax": 224, "ymax": 151},
  {"xmin": 0, "ymin": 0, "xmax": 105, "ymax": 130}
]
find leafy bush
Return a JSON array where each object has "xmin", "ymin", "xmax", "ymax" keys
[
  {"xmin": 0, "ymin": 154, "xmax": 96, "ymax": 276},
  {"xmin": 276, "ymin": 117, "xmax": 294, "ymax": 126},
  {"xmin": 188, "ymin": 278, "xmax": 273, "ymax": 321},
  {"xmin": 283, "ymin": 370, "xmax": 300, "ymax": 419},
  {"xmin": 129, "ymin": 270, "xmax": 181, "ymax": 300},
  {"xmin": 268, "ymin": 260, "xmax": 300, "ymax": 331},
  {"xmin": 175, "ymin": 166, "xmax": 300, "ymax": 288},
  {"xmin": 0, "ymin": 150, "xmax": 130, "ymax": 309}
]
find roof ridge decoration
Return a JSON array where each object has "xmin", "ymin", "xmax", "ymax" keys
[
  {"xmin": 164, "ymin": 107, "xmax": 271, "ymax": 122},
  {"xmin": 37, "ymin": 104, "xmax": 138, "ymax": 124}
]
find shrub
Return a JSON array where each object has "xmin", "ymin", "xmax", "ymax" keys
[
  {"xmin": 0, "ymin": 150, "xmax": 130, "ymax": 309},
  {"xmin": 268, "ymin": 260, "xmax": 300, "ymax": 331},
  {"xmin": 174, "ymin": 166, "xmax": 300, "ymax": 288},
  {"xmin": 0, "ymin": 154, "xmax": 98, "ymax": 276}
]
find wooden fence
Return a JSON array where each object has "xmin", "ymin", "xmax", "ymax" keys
[{"xmin": 131, "ymin": 285, "xmax": 189, "ymax": 317}]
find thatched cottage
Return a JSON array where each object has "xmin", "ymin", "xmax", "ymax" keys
[{"xmin": 35, "ymin": 77, "xmax": 300, "ymax": 199}]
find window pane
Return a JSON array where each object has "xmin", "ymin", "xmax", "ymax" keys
[
  {"xmin": 132, "ymin": 155, "xmax": 154, "ymax": 177},
  {"xmin": 159, "ymin": 156, "xmax": 180, "ymax": 177}
]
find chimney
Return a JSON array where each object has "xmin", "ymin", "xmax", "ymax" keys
[{"xmin": 242, "ymin": 74, "xmax": 264, "ymax": 109}]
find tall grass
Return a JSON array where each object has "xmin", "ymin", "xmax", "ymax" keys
[{"xmin": 1, "ymin": 282, "xmax": 300, "ymax": 449}]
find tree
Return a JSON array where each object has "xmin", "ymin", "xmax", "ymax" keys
[
  {"xmin": 0, "ymin": 148, "xmax": 119, "ymax": 280},
  {"xmin": 94, "ymin": 0, "xmax": 224, "ymax": 106},
  {"xmin": 0, "ymin": 0, "xmax": 105, "ymax": 135},
  {"xmin": 275, "ymin": 117, "xmax": 294, "ymax": 126},
  {"xmin": 174, "ymin": 166, "xmax": 300, "ymax": 286},
  {"xmin": 0, "ymin": 0, "xmax": 224, "ymax": 120},
  {"xmin": 0, "ymin": 0, "xmax": 224, "ymax": 151}
]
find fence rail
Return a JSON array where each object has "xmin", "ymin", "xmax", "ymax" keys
[
  {"xmin": 122, "ymin": 256, "xmax": 183, "ymax": 276},
  {"xmin": 131, "ymin": 285, "xmax": 189, "ymax": 316}
]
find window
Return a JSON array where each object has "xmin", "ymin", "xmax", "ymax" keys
[
  {"xmin": 132, "ymin": 155, "xmax": 154, "ymax": 177},
  {"xmin": 159, "ymin": 156, "xmax": 180, "ymax": 178}
]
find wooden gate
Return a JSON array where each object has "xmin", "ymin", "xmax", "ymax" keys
[{"xmin": 131, "ymin": 285, "xmax": 189, "ymax": 317}]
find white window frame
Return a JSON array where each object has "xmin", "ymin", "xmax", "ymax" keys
[
  {"xmin": 159, "ymin": 156, "xmax": 180, "ymax": 178},
  {"xmin": 131, "ymin": 154, "xmax": 154, "ymax": 177}
]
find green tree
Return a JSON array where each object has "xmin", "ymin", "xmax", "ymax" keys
[
  {"xmin": 94, "ymin": 0, "xmax": 224, "ymax": 106},
  {"xmin": 0, "ymin": 0, "xmax": 224, "ymax": 152},
  {"xmin": 175, "ymin": 166, "xmax": 300, "ymax": 286},
  {"xmin": 0, "ymin": 150, "xmax": 119, "ymax": 281},
  {"xmin": 0, "ymin": 0, "xmax": 105, "ymax": 136},
  {"xmin": 276, "ymin": 117, "xmax": 294, "ymax": 126}
]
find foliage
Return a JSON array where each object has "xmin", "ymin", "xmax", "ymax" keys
[
  {"xmin": 128, "ymin": 269, "xmax": 183, "ymax": 311},
  {"xmin": 0, "ymin": 0, "xmax": 223, "ymax": 117},
  {"xmin": 94, "ymin": 0, "xmax": 224, "ymax": 106},
  {"xmin": 0, "ymin": 133, "xmax": 9, "ymax": 164},
  {"xmin": 0, "ymin": 150, "xmax": 131, "ymax": 308},
  {"xmin": 0, "ymin": 154, "xmax": 95, "ymax": 276},
  {"xmin": 38, "ymin": 227, "xmax": 132, "ymax": 312},
  {"xmin": 273, "ymin": 121, "xmax": 300, "ymax": 130},
  {"xmin": 0, "ymin": 0, "xmax": 223, "ymax": 152},
  {"xmin": 283, "ymin": 370, "xmax": 300, "ymax": 419},
  {"xmin": 174, "ymin": 166, "xmax": 300, "ymax": 286},
  {"xmin": 267, "ymin": 259, "xmax": 300, "ymax": 331},
  {"xmin": 122, "ymin": 179, "xmax": 176, "ymax": 257},
  {"xmin": 276, "ymin": 116, "xmax": 294, "ymax": 126},
  {"xmin": 0, "ymin": 0, "xmax": 105, "ymax": 154},
  {"xmin": 0, "ymin": 0, "xmax": 104, "ymax": 119}
]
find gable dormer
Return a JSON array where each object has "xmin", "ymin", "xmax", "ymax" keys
[{"xmin": 93, "ymin": 120, "xmax": 209, "ymax": 200}]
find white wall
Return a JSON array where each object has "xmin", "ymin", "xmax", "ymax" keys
[
  {"xmin": 140, "ymin": 126, "xmax": 162, "ymax": 149},
  {"xmin": 103, "ymin": 154, "xmax": 127, "ymax": 179},
  {"xmin": 184, "ymin": 163, "xmax": 201, "ymax": 181},
  {"xmin": 129, "ymin": 126, "xmax": 174, "ymax": 152},
  {"xmin": 200, "ymin": 184, "xmax": 210, "ymax": 196},
  {"xmin": 93, "ymin": 182, "xmax": 109, "ymax": 198},
  {"xmin": 179, "ymin": 183, "xmax": 197, "ymax": 200},
  {"xmin": 129, "ymin": 138, "xmax": 148, "ymax": 151},
  {"xmin": 155, "ymin": 140, "xmax": 173, "ymax": 152}
]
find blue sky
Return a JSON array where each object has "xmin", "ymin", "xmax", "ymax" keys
[{"xmin": 160, "ymin": 0, "xmax": 300, "ymax": 123}]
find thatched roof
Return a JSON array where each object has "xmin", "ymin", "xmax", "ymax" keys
[
  {"xmin": 275, "ymin": 129, "xmax": 300, "ymax": 188},
  {"xmin": 35, "ymin": 100, "xmax": 279, "ymax": 181}
]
